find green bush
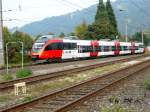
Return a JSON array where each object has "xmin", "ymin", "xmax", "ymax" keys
[
  {"xmin": 144, "ymin": 79, "xmax": 150, "ymax": 90},
  {"xmin": 109, "ymin": 96, "xmax": 120, "ymax": 104},
  {"xmin": 16, "ymin": 69, "xmax": 32, "ymax": 78},
  {"xmin": 2, "ymin": 74, "xmax": 13, "ymax": 81},
  {"xmin": 22, "ymin": 96, "xmax": 34, "ymax": 102},
  {"xmin": 101, "ymin": 104, "xmax": 129, "ymax": 112}
]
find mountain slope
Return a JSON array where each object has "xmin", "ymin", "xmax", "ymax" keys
[{"xmin": 19, "ymin": 0, "xmax": 150, "ymax": 36}]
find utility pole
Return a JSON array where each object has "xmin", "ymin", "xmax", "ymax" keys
[
  {"xmin": 0, "ymin": 0, "xmax": 4, "ymax": 66},
  {"xmin": 142, "ymin": 30, "xmax": 144, "ymax": 43},
  {"xmin": 125, "ymin": 21, "xmax": 128, "ymax": 42}
]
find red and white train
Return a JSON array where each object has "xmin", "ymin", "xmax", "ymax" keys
[{"xmin": 31, "ymin": 35, "xmax": 145, "ymax": 62}]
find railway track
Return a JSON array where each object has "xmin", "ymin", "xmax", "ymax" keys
[
  {"xmin": 0, "ymin": 57, "xmax": 150, "ymax": 112},
  {"xmin": 0, "ymin": 54, "xmax": 148, "ymax": 71},
  {"xmin": 0, "ymin": 54, "xmax": 148, "ymax": 91}
]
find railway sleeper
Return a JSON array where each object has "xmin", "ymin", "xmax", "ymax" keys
[
  {"xmin": 33, "ymin": 105, "xmax": 55, "ymax": 109},
  {"xmin": 26, "ymin": 108, "xmax": 52, "ymax": 112},
  {"xmin": 42, "ymin": 100, "xmax": 67, "ymax": 105}
]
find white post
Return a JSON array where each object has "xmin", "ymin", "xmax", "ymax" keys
[
  {"xmin": 6, "ymin": 42, "xmax": 24, "ymax": 73},
  {"xmin": 142, "ymin": 31, "xmax": 144, "ymax": 43},
  {"xmin": 0, "ymin": 0, "xmax": 4, "ymax": 66},
  {"xmin": 6, "ymin": 43, "xmax": 8, "ymax": 74},
  {"xmin": 20, "ymin": 42, "xmax": 24, "ymax": 69},
  {"xmin": 125, "ymin": 22, "xmax": 128, "ymax": 42}
]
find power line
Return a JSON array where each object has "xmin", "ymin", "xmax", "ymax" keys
[
  {"xmin": 130, "ymin": 0, "xmax": 150, "ymax": 17},
  {"xmin": 60, "ymin": 0, "xmax": 96, "ymax": 15}
]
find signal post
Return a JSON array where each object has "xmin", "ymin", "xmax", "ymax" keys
[{"xmin": 0, "ymin": 0, "xmax": 4, "ymax": 66}]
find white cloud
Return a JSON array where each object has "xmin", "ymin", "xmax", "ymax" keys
[{"xmin": 2, "ymin": 0, "xmax": 116, "ymax": 28}]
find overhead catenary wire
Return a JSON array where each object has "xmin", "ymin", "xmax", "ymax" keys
[
  {"xmin": 130, "ymin": 0, "xmax": 150, "ymax": 17},
  {"xmin": 4, "ymin": 0, "xmax": 97, "ymax": 23}
]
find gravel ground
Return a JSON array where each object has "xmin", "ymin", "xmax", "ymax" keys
[
  {"xmin": 0, "ymin": 55, "xmax": 144, "ymax": 75},
  {"xmin": 68, "ymin": 67, "xmax": 150, "ymax": 112},
  {"xmin": 0, "ymin": 57, "xmax": 149, "ymax": 110},
  {"xmin": 0, "ymin": 55, "xmax": 148, "ymax": 83}
]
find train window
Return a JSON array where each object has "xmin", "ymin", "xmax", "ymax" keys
[
  {"xmin": 109, "ymin": 46, "xmax": 112, "ymax": 51},
  {"xmin": 139, "ymin": 44, "xmax": 144, "ymax": 48},
  {"xmin": 95, "ymin": 46, "xmax": 101, "ymax": 52},
  {"xmin": 51, "ymin": 43, "xmax": 58, "ymax": 50},
  {"xmin": 101, "ymin": 46, "xmax": 104, "ymax": 52},
  {"xmin": 57, "ymin": 43, "xmax": 63, "ymax": 50},
  {"xmin": 45, "ymin": 44, "xmax": 52, "ymax": 51},
  {"xmin": 63, "ymin": 43, "xmax": 77, "ymax": 50},
  {"xmin": 112, "ymin": 46, "xmax": 116, "ymax": 51},
  {"xmin": 104, "ymin": 46, "xmax": 110, "ymax": 52},
  {"xmin": 123, "ymin": 46, "xmax": 128, "ymax": 51},
  {"xmin": 78, "ymin": 46, "xmax": 93, "ymax": 53},
  {"xmin": 44, "ymin": 42, "xmax": 63, "ymax": 51},
  {"xmin": 118, "ymin": 46, "xmax": 121, "ymax": 51},
  {"xmin": 135, "ymin": 46, "xmax": 139, "ymax": 50},
  {"xmin": 71, "ymin": 43, "xmax": 77, "ymax": 50},
  {"xmin": 127, "ymin": 46, "xmax": 130, "ymax": 50}
]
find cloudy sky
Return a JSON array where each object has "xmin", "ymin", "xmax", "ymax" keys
[{"xmin": 2, "ymin": 0, "xmax": 116, "ymax": 28}]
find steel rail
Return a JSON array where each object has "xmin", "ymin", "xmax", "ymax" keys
[
  {"xmin": 0, "ymin": 54, "xmax": 148, "ymax": 71},
  {"xmin": 0, "ymin": 58, "xmax": 150, "ymax": 112},
  {"xmin": 0, "ymin": 54, "xmax": 148, "ymax": 91}
]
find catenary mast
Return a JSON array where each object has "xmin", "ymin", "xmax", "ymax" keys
[{"xmin": 0, "ymin": 0, "xmax": 4, "ymax": 65}]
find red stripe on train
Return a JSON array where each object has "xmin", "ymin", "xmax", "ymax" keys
[
  {"xmin": 114, "ymin": 41, "xmax": 120, "ymax": 56},
  {"xmin": 131, "ymin": 42, "xmax": 135, "ymax": 54},
  {"xmin": 90, "ymin": 41, "xmax": 99, "ymax": 57}
]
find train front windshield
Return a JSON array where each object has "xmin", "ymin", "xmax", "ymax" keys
[{"xmin": 32, "ymin": 43, "xmax": 45, "ymax": 52}]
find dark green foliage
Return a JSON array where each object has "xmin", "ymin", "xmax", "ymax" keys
[
  {"xmin": 59, "ymin": 32, "xmax": 65, "ymax": 38},
  {"xmin": 131, "ymin": 32, "xmax": 150, "ymax": 46},
  {"xmin": 93, "ymin": 0, "xmax": 109, "ymax": 39},
  {"xmin": 22, "ymin": 96, "xmax": 34, "ymax": 102},
  {"xmin": 95, "ymin": 0, "xmax": 106, "ymax": 21},
  {"xmin": 106, "ymin": 0, "xmax": 118, "ymax": 37},
  {"xmin": 3, "ymin": 27, "xmax": 33, "ymax": 64},
  {"xmin": 85, "ymin": 0, "xmax": 118, "ymax": 40},
  {"xmin": 16, "ymin": 69, "xmax": 32, "ymax": 78},
  {"xmin": 75, "ymin": 20, "xmax": 88, "ymax": 39},
  {"xmin": 144, "ymin": 79, "xmax": 150, "ymax": 90},
  {"xmin": 2, "ymin": 74, "xmax": 13, "ymax": 81},
  {"xmin": 101, "ymin": 104, "xmax": 129, "ymax": 112}
]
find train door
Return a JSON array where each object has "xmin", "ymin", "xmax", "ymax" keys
[
  {"xmin": 131, "ymin": 42, "xmax": 135, "ymax": 54},
  {"xmin": 90, "ymin": 41, "xmax": 99, "ymax": 57},
  {"xmin": 62, "ymin": 43, "xmax": 78, "ymax": 59},
  {"xmin": 114, "ymin": 41, "xmax": 120, "ymax": 56}
]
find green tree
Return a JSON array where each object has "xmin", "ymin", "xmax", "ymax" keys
[
  {"xmin": 68, "ymin": 32, "xmax": 75, "ymax": 36},
  {"xmin": 3, "ymin": 28, "xmax": 33, "ymax": 64},
  {"xmin": 75, "ymin": 20, "xmax": 88, "ymax": 39},
  {"xmin": 131, "ymin": 32, "xmax": 150, "ymax": 46},
  {"xmin": 86, "ymin": 0, "xmax": 109, "ymax": 40},
  {"xmin": 106, "ymin": 0, "xmax": 118, "ymax": 38},
  {"xmin": 34, "ymin": 34, "xmax": 42, "ymax": 41},
  {"xmin": 10, "ymin": 31, "xmax": 33, "ymax": 63},
  {"xmin": 59, "ymin": 32, "xmax": 65, "ymax": 38},
  {"xmin": 12, "ymin": 31, "xmax": 33, "ymax": 52},
  {"xmin": 3, "ymin": 27, "xmax": 13, "ymax": 63}
]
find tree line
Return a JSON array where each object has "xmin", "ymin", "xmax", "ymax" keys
[
  {"xmin": 3, "ymin": 27, "xmax": 33, "ymax": 64},
  {"xmin": 2, "ymin": 0, "xmax": 150, "ymax": 65},
  {"xmin": 75, "ymin": 0, "xmax": 118, "ymax": 40}
]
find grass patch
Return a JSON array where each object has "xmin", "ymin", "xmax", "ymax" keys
[
  {"xmin": 22, "ymin": 95, "xmax": 34, "ymax": 103},
  {"xmin": 144, "ymin": 79, "xmax": 150, "ymax": 90},
  {"xmin": 108, "ymin": 96, "xmax": 120, "ymax": 104},
  {"xmin": 0, "ymin": 94, "xmax": 13, "ymax": 102},
  {"xmin": 16, "ymin": 69, "xmax": 32, "ymax": 78},
  {"xmin": 101, "ymin": 104, "xmax": 130, "ymax": 112},
  {"xmin": 2, "ymin": 73, "xmax": 13, "ymax": 81}
]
